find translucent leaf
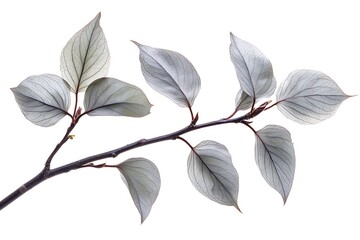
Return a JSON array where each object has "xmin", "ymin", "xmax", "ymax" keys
[
  {"xmin": 84, "ymin": 77, "xmax": 152, "ymax": 117},
  {"xmin": 60, "ymin": 12, "xmax": 110, "ymax": 93},
  {"xmin": 133, "ymin": 41, "xmax": 201, "ymax": 108},
  {"xmin": 254, "ymin": 125, "xmax": 295, "ymax": 203},
  {"xmin": 117, "ymin": 158, "xmax": 161, "ymax": 223},
  {"xmin": 11, "ymin": 74, "xmax": 70, "ymax": 127},
  {"xmin": 235, "ymin": 89, "xmax": 253, "ymax": 112},
  {"xmin": 230, "ymin": 32, "xmax": 276, "ymax": 101},
  {"xmin": 276, "ymin": 69, "xmax": 351, "ymax": 124},
  {"xmin": 187, "ymin": 140, "xmax": 240, "ymax": 211}
]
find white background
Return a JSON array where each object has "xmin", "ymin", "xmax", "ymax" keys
[{"xmin": 0, "ymin": 0, "xmax": 359, "ymax": 239}]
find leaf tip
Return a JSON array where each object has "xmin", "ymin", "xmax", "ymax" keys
[
  {"xmin": 95, "ymin": 12, "xmax": 101, "ymax": 20},
  {"xmin": 234, "ymin": 203, "xmax": 242, "ymax": 213},
  {"xmin": 230, "ymin": 32, "xmax": 240, "ymax": 42},
  {"xmin": 282, "ymin": 196, "xmax": 288, "ymax": 205},
  {"xmin": 91, "ymin": 12, "xmax": 102, "ymax": 26},
  {"xmin": 131, "ymin": 40, "xmax": 142, "ymax": 48},
  {"xmin": 230, "ymin": 32, "xmax": 235, "ymax": 40}
]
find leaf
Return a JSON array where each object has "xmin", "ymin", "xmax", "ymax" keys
[
  {"xmin": 187, "ymin": 140, "xmax": 240, "ymax": 211},
  {"xmin": 276, "ymin": 69, "xmax": 351, "ymax": 124},
  {"xmin": 84, "ymin": 77, "xmax": 152, "ymax": 117},
  {"xmin": 117, "ymin": 158, "xmax": 161, "ymax": 223},
  {"xmin": 11, "ymin": 74, "xmax": 71, "ymax": 127},
  {"xmin": 235, "ymin": 89, "xmax": 253, "ymax": 112},
  {"xmin": 230, "ymin": 32, "xmax": 276, "ymax": 101},
  {"xmin": 133, "ymin": 41, "xmax": 201, "ymax": 109},
  {"xmin": 254, "ymin": 125, "xmax": 295, "ymax": 203},
  {"xmin": 60, "ymin": 12, "xmax": 110, "ymax": 93}
]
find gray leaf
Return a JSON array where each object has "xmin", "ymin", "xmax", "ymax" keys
[
  {"xmin": 60, "ymin": 12, "xmax": 110, "ymax": 93},
  {"xmin": 188, "ymin": 140, "xmax": 240, "ymax": 211},
  {"xmin": 84, "ymin": 77, "xmax": 152, "ymax": 117},
  {"xmin": 276, "ymin": 70, "xmax": 351, "ymax": 124},
  {"xmin": 133, "ymin": 41, "xmax": 201, "ymax": 108},
  {"xmin": 117, "ymin": 158, "xmax": 161, "ymax": 223},
  {"xmin": 235, "ymin": 89, "xmax": 253, "ymax": 112},
  {"xmin": 254, "ymin": 125, "xmax": 295, "ymax": 203},
  {"xmin": 11, "ymin": 74, "xmax": 71, "ymax": 127},
  {"xmin": 230, "ymin": 32, "xmax": 276, "ymax": 101}
]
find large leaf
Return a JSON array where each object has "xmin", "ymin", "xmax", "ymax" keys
[
  {"xmin": 60, "ymin": 12, "xmax": 110, "ymax": 93},
  {"xmin": 11, "ymin": 74, "xmax": 71, "ymax": 127},
  {"xmin": 230, "ymin": 32, "xmax": 276, "ymax": 101},
  {"xmin": 276, "ymin": 69, "xmax": 350, "ymax": 124},
  {"xmin": 187, "ymin": 140, "xmax": 240, "ymax": 211},
  {"xmin": 254, "ymin": 125, "xmax": 295, "ymax": 203},
  {"xmin": 84, "ymin": 77, "xmax": 152, "ymax": 117},
  {"xmin": 133, "ymin": 41, "xmax": 201, "ymax": 109},
  {"xmin": 117, "ymin": 158, "xmax": 161, "ymax": 223}
]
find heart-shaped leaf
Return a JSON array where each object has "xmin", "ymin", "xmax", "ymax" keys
[
  {"xmin": 133, "ymin": 41, "xmax": 201, "ymax": 110},
  {"xmin": 187, "ymin": 140, "xmax": 240, "ymax": 211},
  {"xmin": 11, "ymin": 74, "xmax": 71, "ymax": 127},
  {"xmin": 254, "ymin": 125, "xmax": 295, "ymax": 203},
  {"xmin": 60, "ymin": 12, "xmax": 110, "ymax": 93},
  {"xmin": 117, "ymin": 158, "xmax": 161, "ymax": 223},
  {"xmin": 276, "ymin": 69, "xmax": 351, "ymax": 124},
  {"xmin": 230, "ymin": 33, "xmax": 276, "ymax": 102},
  {"xmin": 84, "ymin": 77, "xmax": 152, "ymax": 117}
]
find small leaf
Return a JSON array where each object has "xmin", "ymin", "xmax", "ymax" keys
[
  {"xmin": 254, "ymin": 125, "xmax": 295, "ymax": 203},
  {"xmin": 133, "ymin": 41, "xmax": 201, "ymax": 109},
  {"xmin": 60, "ymin": 12, "xmax": 110, "ymax": 93},
  {"xmin": 235, "ymin": 89, "xmax": 253, "ymax": 112},
  {"xmin": 11, "ymin": 74, "xmax": 71, "ymax": 127},
  {"xmin": 276, "ymin": 69, "xmax": 351, "ymax": 124},
  {"xmin": 84, "ymin": 77, "xmax": 152, "ymax": 117},
  {"xmin": 187, "ymin": 140, "xmax": 240, "ymax": 211},
  {"xmin": 117, "ymin": 158, "xmax": 161, "ymax": 223},
  {"xmin": 230, "ymin": 32, "xmax": 276, "ymax": 101}
]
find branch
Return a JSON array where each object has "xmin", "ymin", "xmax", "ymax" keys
[
  {"xmin": 0, "ymin": 113, "xmax": 249, "ymax": 211},
  {"xmin": 44, "ymin": 122, "xmax": 77, "ymax": 172}
]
